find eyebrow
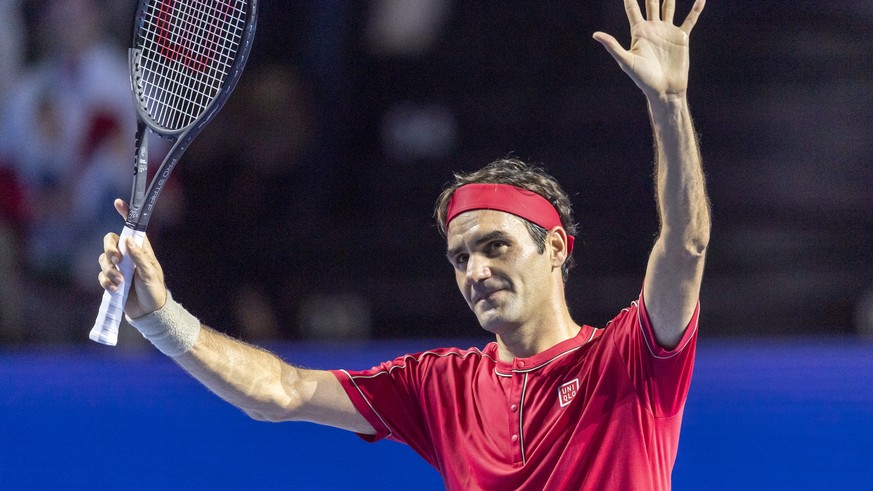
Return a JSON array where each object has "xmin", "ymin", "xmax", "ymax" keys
[{"xmin": 446, "ymin": 230, "xmax": 513, "ymax": 261}]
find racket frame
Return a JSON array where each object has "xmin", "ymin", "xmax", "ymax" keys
[
  {"xmin": 126, "ymin": 0, "xmax": 259, "ymax": 231},
  {"xmin": 90, "ymin": 0, "xmax": 258, "ymax": 345}
]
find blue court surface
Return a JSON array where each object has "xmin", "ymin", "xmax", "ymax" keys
[{"xmin": 2, "ymin": 336, "xmax": 872, "ymax": 490}]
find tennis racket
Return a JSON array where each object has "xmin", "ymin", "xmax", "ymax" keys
[{"xmin": 90, "ymin": 0, "xmax": 258, "ymax": 345}]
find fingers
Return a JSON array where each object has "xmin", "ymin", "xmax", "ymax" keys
[
  {"xmin": 99, "ymin": 232, "xmax": 122, "ymax": 290},
  {"xmin": 99, "ymin": 234, "xmax": 132, "ymax": 295},
  {"xmin": 624, "ymin": 0, "xmax": 703, "ymax": 31},
  {"xmin": 102, "ymin": 199, "xmax": 130, "ymax": 290},
  {"xmin": 125, "ymin": 236, "xmax": 159, "ymax": 281},
  {"xmin": 103, "ymin": 231, "xmax": 121, "ymax": 265},
  {"xmin": 98, "ymin": 251, "xmax": 123, "ymax": 292},
  {"xmin": 624, "ymin": 0, "xmax": 644, "ymax": 28},
  {"xmin": 142, "ymin": 234, "xmax": 156, "ymax": 255},
  {"xmin": 114, "ymin": 198, "xmax": 129, "ymax": 220},
  {"xmin": 99, "ymin": 200, "xmax": 168, "ymax": 315},
  {"xmin": 662, "ymin": 0, "xmax": 676, "ymax": 24},
  {"xmin": 679, "ymin": 0, "xmax": 705, "ymax": 35},
  {"xmin": 592, "ymin": 32, "xmax": 632, "ymax": 71},
  {"xmin": 124, "ymin": 234, "xmax": 168, "ymax": 309},
  {"xmin": 645, "ymin": 0, "xmax": 660, "ymax": 21}
]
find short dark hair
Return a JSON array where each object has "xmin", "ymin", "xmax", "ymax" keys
[{"xmin": 434, "ymin": 158, "xmax": 577, "ymax": 281}]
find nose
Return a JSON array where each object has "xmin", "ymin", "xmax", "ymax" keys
[{"xmin": 466, "ymin": 254, "xmax": 492, "ymax": 282}]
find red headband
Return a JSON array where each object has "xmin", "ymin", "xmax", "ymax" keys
[{"xmin": 445, "ymin": 183, "xmax": 575, "ymax": 254}]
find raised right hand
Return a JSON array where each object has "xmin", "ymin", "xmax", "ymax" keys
[{"xmin": 97, "ymin": 199, "xmax": 168, "ymax": 319}]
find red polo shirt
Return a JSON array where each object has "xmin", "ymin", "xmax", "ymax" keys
[{"xmin": 331, "ymin": 294, "xmax": 698, "ymax": 490}]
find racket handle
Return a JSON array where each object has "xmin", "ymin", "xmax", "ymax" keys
[{"xmin": 90, "ymin": 226, "xmax": 146, "ymax": 346}]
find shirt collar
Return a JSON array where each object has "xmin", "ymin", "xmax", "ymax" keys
[{"xmin": 491, "ymin": 325, "xmax": 597, "ymax": 375}]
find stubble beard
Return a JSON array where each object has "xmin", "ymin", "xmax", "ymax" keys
[{"xmin": 474, "ymin": 291, "xmax": 523, "ymax": 336}]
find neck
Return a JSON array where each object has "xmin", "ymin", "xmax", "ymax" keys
[{"xmin": 493, "ymin": 303, "xmax": 580, "ymax": 362}]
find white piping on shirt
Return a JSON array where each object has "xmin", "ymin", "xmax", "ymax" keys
[
  {"xmin": 519, "ymin": 372, "xmax": 529, "ymax": 466},
  {"xmin": 495, "ymin": 368, "xmax": 512, "ymax": 378},
  {"xmin": 341, "ymin": 368, "xmax": 396, "ymax": 439},
  {"xmin": 636, "ymin": 299, "xmax": 700, "ymax": 360},
  {"xmin": 345, "ymin": 347, "xmax": 499, "ymax": 438},
  {"xmin": 349, "ymin": 347, "xmax": 498, "ymax": 381},
  {"xmin": 496, "ymin": 328, "xmax": 598, "ymax": 375}
]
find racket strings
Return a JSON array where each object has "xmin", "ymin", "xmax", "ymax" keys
[{"xmin": 137, "ymin": 0, "xmax": 247, "ymax": 130}]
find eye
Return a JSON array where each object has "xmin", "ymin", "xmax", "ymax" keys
[
  {"xmin": 488, "ymin": 241, "xmax": 508, "ymax": 254},
  {"xmin": 453, "ymin": 253, "xmax": 469, "ymax": 269}
]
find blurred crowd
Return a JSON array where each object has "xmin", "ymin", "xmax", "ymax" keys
[
  {"xmin": 0, "ymin": 0, "xmax": 137, "ymax": 343},
  {"xmin": 0, "ymin": 0, "xmax": 454, "ymax": 345},
  {"xmin": 1, "ymin": 0, "xmax": 871, "ymax": 346}
]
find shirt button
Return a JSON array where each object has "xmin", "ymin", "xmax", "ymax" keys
[
  {"xmin": 511, "ymin": 434, "xmax": 519, "ymax": 443},
  {"xmin": 517, "ymin": 361, "xmax": 525, "ymax": 368},
  {"xmin": 510, "ymin": 404, "xmax": 518, "ymax": 412}
]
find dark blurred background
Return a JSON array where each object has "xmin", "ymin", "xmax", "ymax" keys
[
  {"xmin": 2, "ymin": 2, "xmax": 872, "ymax": 489},
  {"xmin": 1, "ymin": 0, "xmax": 871, "ymax": 346}
]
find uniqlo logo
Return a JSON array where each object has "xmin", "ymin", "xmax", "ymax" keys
[{"xmin": 558, "ymin": 378, "xmax": 580, "ymax": 407}]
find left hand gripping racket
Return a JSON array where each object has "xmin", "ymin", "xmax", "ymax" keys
[{"xmin": 91, "ymin": 0, "xmax": 257, "ymax": 345}]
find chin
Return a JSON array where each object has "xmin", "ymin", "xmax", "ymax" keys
[{"xmin": 475, "ymin": 312, "xmax": 516, "ymax": 335}]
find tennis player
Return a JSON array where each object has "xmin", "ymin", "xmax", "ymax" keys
[{"xmin": 98, "ymin": 0, "xmax": 709, "ymax": 488}]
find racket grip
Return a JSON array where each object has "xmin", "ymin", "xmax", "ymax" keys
[{"xmin": 90, "ymin": 226, "xmax": 146, "ymax": 346}]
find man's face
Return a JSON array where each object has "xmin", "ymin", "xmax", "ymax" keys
[{"xmin": 446, "ymin": 210, "xmax": 557, "ymax": 335}]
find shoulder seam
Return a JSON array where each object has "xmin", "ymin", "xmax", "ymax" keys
[{"xmin": 348, "ymin": 347, "xmax": 490, "ymax": 380}]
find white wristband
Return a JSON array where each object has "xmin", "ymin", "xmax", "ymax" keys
[{"xmin": 126, "ymin": 291, "xmax": 201, "ymax": 357}]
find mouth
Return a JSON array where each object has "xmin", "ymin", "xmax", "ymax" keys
[{"xmin": 473, "ymin": 288, "xmax": 504, "ymax": 304}]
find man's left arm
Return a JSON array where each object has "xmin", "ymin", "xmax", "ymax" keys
[
  {"xmin": 643, "ymin": 97, "xmax": 709, "ymax": 349},
  {"xmin": 595, "ymin": 0, "xmax": 710, "ymax": 348}
]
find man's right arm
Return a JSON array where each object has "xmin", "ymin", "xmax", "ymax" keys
[
  {"xmin": 174, "ymin": 325, "xmax": 375, "ymax": 433},
  {"xmin": 98, "ymin": 199, "xmax": 375, "ymax": 434}
]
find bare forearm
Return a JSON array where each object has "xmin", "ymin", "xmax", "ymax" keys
[
  {"xmin": 642, "ymin": 96, "xmax": 710, "ymax": 348},
  {"xmin": 173, "ymin": 326, "xmax": 304, "ymax": 422},
  {"xmin": 170, "ymin": 325, "xmax": 370, "ymax": 433},
  {"xmin": 649, "ymin": 96, "xmax": 710, "ymax": 251}
]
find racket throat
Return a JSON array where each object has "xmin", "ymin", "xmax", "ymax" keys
[{"xmin": 128, "ymin": 123, "xmax": 149, "ymax": 228}]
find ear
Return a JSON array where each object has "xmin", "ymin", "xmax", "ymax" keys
[{"xmin": 546, "ymin": 227, "xmax": 569, "ymax": 269}]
